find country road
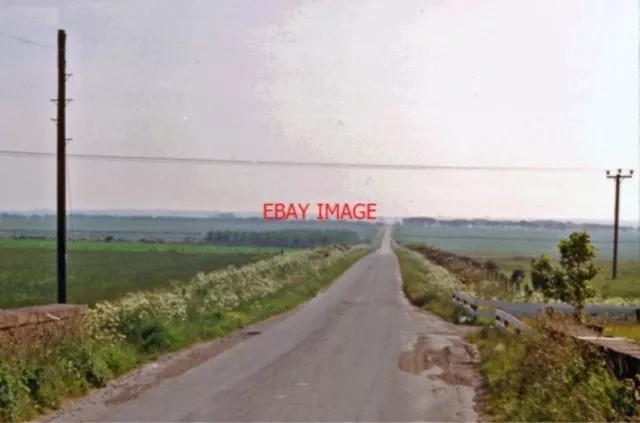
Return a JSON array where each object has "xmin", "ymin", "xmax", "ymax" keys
[{"xmin": 42, "ymin": 227, "xmax": 481, "ymax": 422}]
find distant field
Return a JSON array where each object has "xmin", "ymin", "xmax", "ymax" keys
[
  {"xmin": 0, "ymin": 247, "xmax": 273, "ymax": 309},
  {"xmin": 0, "ymin": 239, "xmax": 293, "ymax": 254},
  {"xmin": 395, "ymin": 225, "xmax": 640, "ymax": 260},
  {"xmin": 0, "ymin": 215, "xmax": 382, "ymax": 243},
  {"xmin": 0, "ymin": 216, "xmax": 380, "ymax": 309}
]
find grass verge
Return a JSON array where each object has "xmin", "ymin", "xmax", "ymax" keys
[
  {"xmin": 468, "ymin": 324, "xmax": 639, "ymax": 422},
  {"xmin": 0, "ymin": 247, "xmax": 370, "ymax": 422},
  {"xmin": 394, "ymin": 247, "xmax": 474, "ymax": 324}
]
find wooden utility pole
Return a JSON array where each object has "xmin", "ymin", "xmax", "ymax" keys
[
  {"xmin": 606, "ymin": 169, "xmax": 634, "ymax": 279},
  {"xmin": 56, "ymin": 29, "xmax": 68, "ymax": 303}
]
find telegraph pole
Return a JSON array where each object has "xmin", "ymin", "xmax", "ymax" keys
[
  {"xmin": 54, "ymin": 29, "xmax": 71, "ymax": 303},
  {"xmin": 606, "ymin": 169, "xmax": 634, "ymax": 279}
]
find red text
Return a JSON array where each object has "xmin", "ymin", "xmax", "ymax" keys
[
  {"xmin": 263, "ymin": 203, "xmax": 310, "ymax": 220},
  {"xmin": 317, "ymin": 202, "xmax": 377, "ymax": 221},
  {"xmin": 262, "ymin": 202, "xmax": 377, "ymax": 221}
]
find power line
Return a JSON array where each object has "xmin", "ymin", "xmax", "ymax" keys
[
  {"xmin": 0, "ymin": 149, "xmax": 615, "ymax": 173},
  {"xmin": 0, "ymin": 30, "xmax": 55, "ymax": 50}
]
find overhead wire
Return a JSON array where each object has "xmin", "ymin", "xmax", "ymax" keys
[
  {"xmin": 0, "ymin": 30, "xmax": 55, "ymax": 50},
  {"xmin": 0, "ymin": 149, "xmax": 615, "ymax": 173},
  {"xmin": 0, "ymin": 29, "xmax": 622, "ymax": 173}
]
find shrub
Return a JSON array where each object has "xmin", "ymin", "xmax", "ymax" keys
[
  {"xmin": 531, "ymin": 232, "xmax": 599, "ymax": 321},
  {"xmin": 0, "ymin": 363, "xmax": 27, "ymax": 422},
  {"xmin": 470, "ymin": 322, "xmax": 638, "ymax": 421}
]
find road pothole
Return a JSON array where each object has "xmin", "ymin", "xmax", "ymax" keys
[
  {"xmin": 398, "ymin": 335, "xmax": 432, "ymax": 374},
  {"xmin": 397, "ymin": 335, "xmax": 478, "ymax": 387}
]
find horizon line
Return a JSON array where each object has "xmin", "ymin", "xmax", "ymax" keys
[{"xmin": 0, "ymin": 208, "xmax": 637, "ymax": 224}]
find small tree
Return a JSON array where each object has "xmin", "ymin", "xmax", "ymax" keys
[{"xmin": 530, "ymin": 232, "xmax": 599, "ymax": 322}]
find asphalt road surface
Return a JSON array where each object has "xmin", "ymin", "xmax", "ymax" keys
[{"xmin": 43, "ymin": 227, "xmax": 480, "ymax": 422}]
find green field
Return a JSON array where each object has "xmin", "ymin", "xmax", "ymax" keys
[
  {"xmin": 0, "ymin": 238, "xmax": 292, "ymax": 254},
  {"xmin": 0, "ymin": 214, "xmax": 382, "ymax": 243},
  {"xmin": 394, "ymin": 224, "xmax": 640, "ymax": 260},
  {"xmin": 0, "ymin": 216, "xmax": 381, "ymax": 310},
  {"xmin": 0, "ymin": 246, "xmax": 273, "ymax": 309}
]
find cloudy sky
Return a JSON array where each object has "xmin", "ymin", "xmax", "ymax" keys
[{"xmin": 0, "ymin": 0, "xmax": 638, "ymax": 221}]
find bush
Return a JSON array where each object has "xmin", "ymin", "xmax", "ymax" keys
[
  {"xmin": 0, "ymin": 363, "xmax": 27, "ymax": 422},
  {"xmin": 470, "ymin": 323, "xmax": 639, "ymax": 421},
  {"xmin": 22, "ymin": 364, "xmax": 59, "ymax": 412}
]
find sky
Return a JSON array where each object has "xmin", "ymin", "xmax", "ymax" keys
[{"xmin": 0, "ymin": 0, "xmax": 638, "ymax": 221}]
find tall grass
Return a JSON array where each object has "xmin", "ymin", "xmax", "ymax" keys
[
  {"xmin": 394, "ymin": 247, "xmax": 472, "ymax": 323},
  {"xmin": 469, "ymin": 322, "xmax": 639, "ymax": 422}
]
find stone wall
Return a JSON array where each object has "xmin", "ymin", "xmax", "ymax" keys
[{"xmin": 0, "ymin": 304, "xmax": 87, "ymax": 336}]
